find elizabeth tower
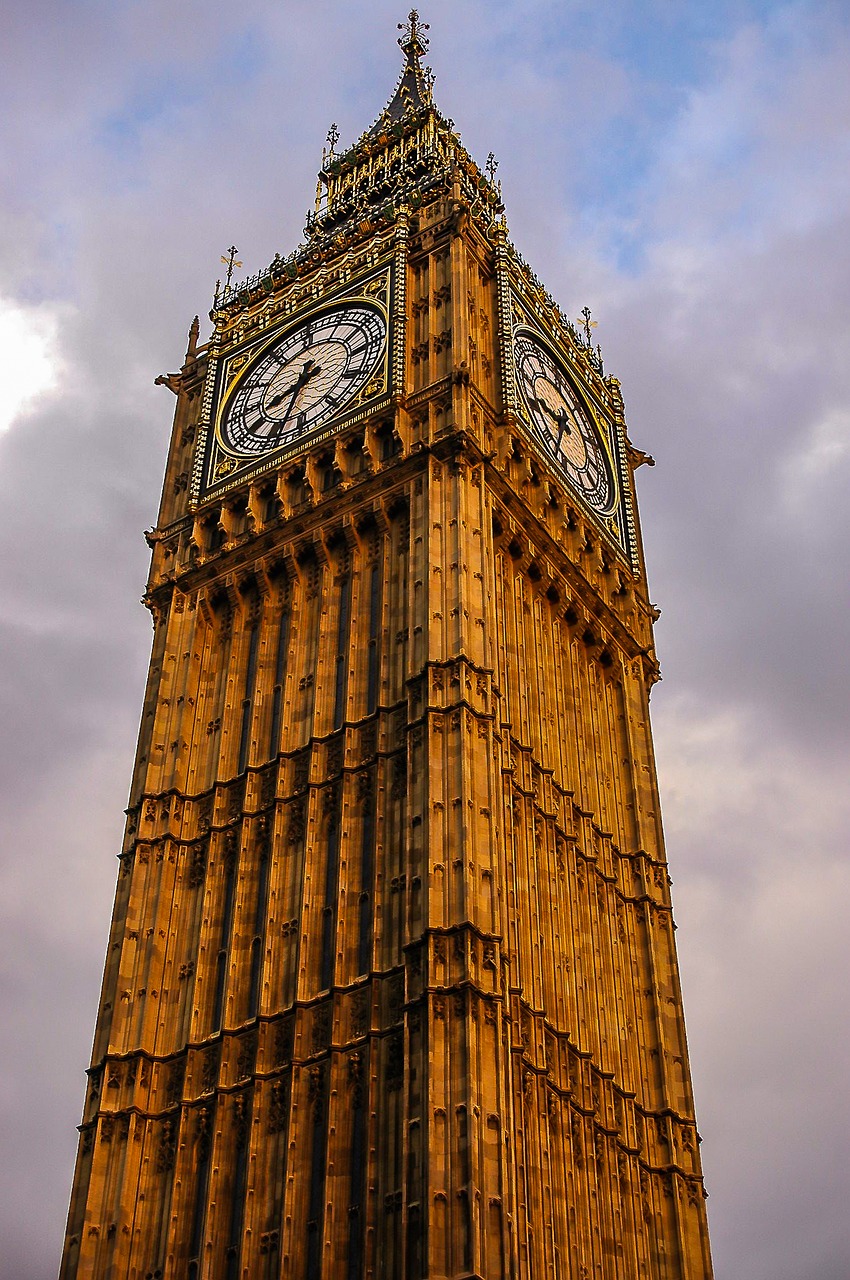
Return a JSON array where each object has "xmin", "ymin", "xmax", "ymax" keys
[{"xmin": 61, "ymin": 15, "xmax": 713, "ymax": 1280}]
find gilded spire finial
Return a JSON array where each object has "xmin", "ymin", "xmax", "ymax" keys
[
  {"xmin": 578, "ymin": 306, "xmax": 598, "ymax": 346},
  {"xmin": 398, "ymin": 9, "xmax": 430, "ymax": 54},
  {"xmin": 220, "ymin": 245, "xmax": 242, "ymax": 292}
]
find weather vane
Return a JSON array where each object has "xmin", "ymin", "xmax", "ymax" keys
[
  {"xmin": 220, "ymin": 245, "xmax": 242, "ymax": 290},
  {"xmin": 399, "ymin": 9, "xmax": 430, "ymax": 51},
  {"xmin": 578, "ymin": 306, "xmax": 598, "ymax": 346}
]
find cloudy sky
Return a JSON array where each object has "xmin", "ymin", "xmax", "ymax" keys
[{"xmin": 1, "ymin": 1, "xmax": 848, "ymax": 1276}]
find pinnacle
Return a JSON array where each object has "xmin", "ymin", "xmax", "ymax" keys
[{"xmin": 367, "ymin": 9, "xmax": 435, "ymax": 138}]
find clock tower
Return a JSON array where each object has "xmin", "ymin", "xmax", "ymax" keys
[{"xmin": 61, "ymin": 14, "xmax": 713, "ymax": 1279}]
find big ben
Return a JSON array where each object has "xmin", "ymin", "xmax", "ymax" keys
[{"xmin": 61, "ymin": 13, "xmax": 714, "ymax": 1279}]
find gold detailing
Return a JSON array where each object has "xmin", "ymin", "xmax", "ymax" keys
[
  {"xmin": 357, "ymin": 374, "xmax": 385, "ymax": 403},
  {"xmin": 226, "ymin": 353, "xmax": 250, "ymax": 385}
]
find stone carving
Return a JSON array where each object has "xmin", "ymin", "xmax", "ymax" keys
[
  {"xmin": 236, "ymin": 1033, "xmax": 256, "ymax": 1080},
  {"xmin": 307, "ymin": 1064, "xmax": 324, "ymax": 1110},
  {"xmin": 356, "ymin": 770, "xmax": 373, "ymax": 804},
  {"xmin": 195, "ymin": 1106, "xmax": 212, "ymax": 1161},
  {"xmin": 260, "ymin": 766, "xmax": 277, "ymax": 807},
  {"xmin": 274, "ymin": 1018, "xmax": 294, "ymax": 1068},
  {"xmin": 387, "ymin": 972, "xmax": 405, "ymax": 1023},
  {"xmin": 157, "ymin": 1118, "xmax": 177, "ymax": 1173},
  {"xmin": 288, "ymin": 797, "xmax": 306, "ymax": 844},
  {"xmin": 311, "ymin": 1001, "xmax": 333, "ymax": 1052},
  {"xmin": 196, "ymin": 795, "xmax": 213, "ymax": 833},
  {"xmin": 233, "ymin": 1091, "xmax": 251, "ymax": 1147},
  {"xmin": 391, "ymin": 754, "xmax": 407, "ymax": 798},
  {"xmin": 326, "ymin": 735, "xmax": 344, "ymax": 776},
  {"xmin": 361, "ymin": 722, "xmax": 377, "ymax": 758},
  {"xmin": 352, "ymin": 989, "xmax": 370, "ymax": 1038},
  {"xmin": 386, "ymin": 1030, "xmax": 404, "ymax": 1091},
  {"xmin": 268, "ymin": 1080, "xmax": 289, "ymax": 1135},
  {"xmin": 293, "ymin": 748, "xmax": 311, "ymax": 791},
  {"xmin": 222, "ymin": 826, "xmax": 239, "ymax": 870},
  {"xmin": 165, "ymin": 1060, "xmax": 184, "ymax": 1107},
  {"xmin": 348, "ymin": 1050, "xmax": 365, "ymax": 1108},
  {"xmin": 200, "ymin": 1046, "xmax": 218, "ymax": 1095},
  {"xmin": 186, "ymin": 841, "xmax": 207, "ymax": 888}
]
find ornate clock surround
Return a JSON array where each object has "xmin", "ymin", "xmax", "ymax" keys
[
  {"xmin": 192, "ymin": 261, "xmax": 398, "ymax": 503},
  {"xmin": 507, "ymin": 288, "xmax": 636, "ymax": 561}
]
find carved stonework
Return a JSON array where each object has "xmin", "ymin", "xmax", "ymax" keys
[
  {"xmin": 165, "ymin": 1060, "xmax": 185, "ymax": 1107},
  {"xmin": 267, "ymin": 1080, "xmax": 289, "ymax": 1135},
  {"xmin": 200, "ymin": 1046, "xmax": 219, "ymax": 1095},
  {"xmin": 236, "ymin": 1033, "xmax": 257, "ymax": 1081},
  {"xmin": 311, "ymin": 1001, "xmax": 333, "ymax": 1053},
  {"xmin": 348, "ymin": 1051, "xmax": 365, "ymax": 1108},
  {"xmin": 273, "ymin": 1018, "xmax": 294, "ymax": 1068},
  {"xmin": 293, "ymin": 748, "xmax": 311, "ymax": 792},
  {"xmin": 385, "ymin": 1030, "xmax": 404, "ymax": 1091},
  {"xmin": 157, "ymin": 1118, "xmax": 177, "ymax": 1173},
  {"xmin": 287, "ymin": 797, "xmax": 306, "ymax": 844},
  {"xmin": 186, "ymin": 841, "xmax": 207, "ymax": 888},
  {"xmin": 352, "ymin": 989, "xmax": 370, "ymax": 1039}
]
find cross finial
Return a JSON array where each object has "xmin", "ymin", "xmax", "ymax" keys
[
  {"xmin": 220, "ymin": 245, "xmax": 242, "ymax": 290},
  {"xmin": 398, "ymin": 9, "xmax": 430, "ymax": 53},
  {"xmin": 486, "ymin": 152, "xmax": 499, "ymax": 184},
  {"xmin": 326, "ymin": 123, "xmax": 340, "ymax": 156},
  {"xmin": 578, "ymin": 306, "xmax": 598, "ymax": 346}
]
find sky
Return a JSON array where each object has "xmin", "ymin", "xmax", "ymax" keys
[{"xmin": 1, "ymin": 1, "xmax": 848, "ymax": 1276}]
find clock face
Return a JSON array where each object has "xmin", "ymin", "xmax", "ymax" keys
[
  {"xmin": 218, "ymin": 302, "xmax": 386, "ymax": 458},
  {"xmin": 514, "ymin": 330, "xmax": 615, "ymax": 516}
]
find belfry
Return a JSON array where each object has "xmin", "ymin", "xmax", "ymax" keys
[{"xmin": 61, "ymin": 13, "xmax": 714, "ymax": 1278}]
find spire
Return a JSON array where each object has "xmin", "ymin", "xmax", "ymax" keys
[
  {"xmin": 369, "ymin": 9, "xmax": 435, "ymax": 137},
  {"xmin": 295, "ymin": 11, "xmax": 503, "ymax": 257}
]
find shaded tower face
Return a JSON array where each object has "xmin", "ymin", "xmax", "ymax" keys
[{"xmin": 61, "ymin": 13, "xmax": 713, "ymax": 1280}]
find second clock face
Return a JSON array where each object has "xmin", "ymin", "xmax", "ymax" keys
[
  {"xmin": 219, "ymin": 302, "xmax": 386, "ymax": 458},
  {"xmin": 514, "ymin": 330, "xmax": 615, "ymax": 516}
]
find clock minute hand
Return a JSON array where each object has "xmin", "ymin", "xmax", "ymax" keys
[
  {"xmin": 267, "ymin": 360, "xmax": 323, "ymax": 444},
  {"xmin": 267, "ymin": 360, "xmax": 320, "ymax": 409}
]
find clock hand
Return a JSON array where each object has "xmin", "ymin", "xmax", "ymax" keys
[
  {"xmin": 268, "ymin": 360, "xmax": 322, "ymax": 441},
  {"xmin": 554, "ymin": 409, "xmax": 572, "ymax": 445},
  {"xmin": 532, "ymin": 397, "xmax": 572, "ymax": 433},
  {"xmin": 266, "ymin": 359, "xmax": 322, "ymax": 411}
]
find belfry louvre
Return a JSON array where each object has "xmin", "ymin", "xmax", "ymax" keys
[{"xmin": 61, "ymin": 13, "xmax": 713, "ymax": 1279}]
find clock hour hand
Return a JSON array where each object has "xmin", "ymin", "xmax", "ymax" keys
[
  {"xmin": 266, "ymin": 360, "xmax": 322, "ymax": 443},
  {"xmin": 532, "ymin": 397, "xmax": 572, "ymax": 434},
  {"xmin": 266, "ymin": 359, "xmax": 322, "ymax": 412}
]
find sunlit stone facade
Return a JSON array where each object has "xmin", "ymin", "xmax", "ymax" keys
[{"xmin": 61, "ymin": 16, "xmax": 713, "ymax": 1279}]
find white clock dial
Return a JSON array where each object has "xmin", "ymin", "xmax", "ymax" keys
[
  {"xmin": 514, "ymin": 330, "xmax": 615, "ymax": 516},
  {"xmin": 219, "ymin": 302, "xmax": 386, "ymax": 457}
]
